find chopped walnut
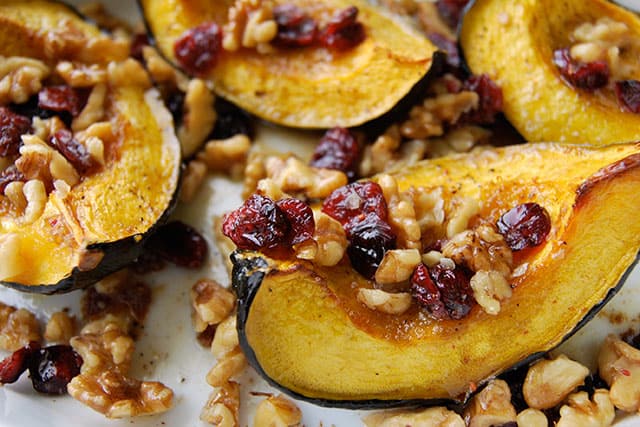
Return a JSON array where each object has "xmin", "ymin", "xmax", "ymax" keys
[
  {"xmin": 427, "ymin": 125, "xmax": 490, "ymax": 158},
  {"xmin": 364, "ymin": 407, "xmax": 465, "ymax": 427},
  {"xmin": 264, "ymin": 155, "xmax": 347, "ymax": 199},
  {"xmin": 42, "ymin": 21, "xmax": 129, "ymax": 64},
  {"xmin": 142, "ymin": 45, "xmax": 190, "ymax": 91},
  {"xmin": 374, "ymin": 249, "xmax": 422, "ymax": 285},
  {"xmin": 360, "ymin": 125, "xmax": 401, "ymax": 176},
  {"xmin": 253, "ymin": 394, "xmax": 302, "ymax": 427},
  {"xmin": 68, "ymin": 318, "xmax": 173, "ymax": 418},
  {"xmin": 178, "ymin": 79, "xmax": 217, "ymax": 158},
  {"xmin": 378, "ymin": 174, "xmax": 421, "ymax": 250},
  {"xmin": 180, "ymin": 160, "xmax": 208, "ymax": 203},
  {"xmin": 55, "ymin": 61, "xmax": 107, "ymax": 87},
  {"xmin": 32, "ymin": 116, "xmax": 66, "ymax": 142},
  {"xmin": 206, "ymin": 348, "xmax": 247, "ymax": 387},
  {"xmin": 223, "ymin": 0, "xmax": 277, "ymax": 53},
  {"xmin": 17, "ymin": 134, "xmax": 80, "ymax": 189},
  {"xmin": 4, "ymin": 181, "xmax": 26, "ymax": 213},
  {"xmin": 201, "ymin": 381, "xmax": 240, "ymax": 426},
  {"xmin": 422, "ymin": 250, "xmax": 445, "ymax": 267},
  {"xmin": 446, "ymin": 196, "xmax": 480, "ymax": 238},
  {"xmin": 44, "ymin": 311, "xmax": 77, "ymax": 344},
  {"xmin": 197, "ymin": 134, "xmax": 251, "ymax": 178},
  {"xmin": 256, "ymin": 177, "xmax": 290, "ymax": 201},
  {"xmin": 0, "ymin": 302, "xmax": 41, "ymax": 351},
  {"xmin": 210, "ymin": 315, "xmax": 239, "ymax": 358},
  {"xmin": 357, "ymin": 288, "xmax": 412, "ymax": 315},
  {"xmin": 22, "ymin": 179, "xmax": 47, "ymax": 224},
  {"xmin": 598, "ymin": 334, "xmax": 640, "ymax": 412},
  {"xmin": 442, "ymin": 224, "xmax": 513, "ymax": 278},
  {"xmin": 523, "ymin": 354, "xmax": 590, "ymax": 410},
  {"xmin": 469, "ymin": 270, "xmax": 512, "ymax": 315},
  {"xmin": 107, "ymin": 59, "xmax": 151, "ymax": 89},
  {"xmin": 191, "ymin": 279, "xmax": 236, "ymax": 327},
  {"xmin": 0, "ymin": 56, "xmax": 50, "ymax": 104},
  {"xmin": 464, "ymin": 379, "xmax": 517, "ymax": 427},
  {"xmin": 410, "ymin": 186, "xmax": 446, "ymax": 240},
  {"xmin": 516, "ymin": 408, "xmax": 548, "ymax": 427},
  {"xmin": 72, "ymin": 83, "xmax": 107, "ymax": 132},
  {"xmin": 243, "ymin": 151, "xmax": 267, "ymax": 197},
  {"xmin": 309, "ymin": 211, "xmax": 348, "ymax": 267},
  {"xmin": 556, "ymin": 390, "xmax": 615, "ymax": 427}
]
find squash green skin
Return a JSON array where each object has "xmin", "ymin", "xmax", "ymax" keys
[
  {"xmin": 139, "ymin": 0, "xmax": 439, "ymax": 129},
  {"xmin": 459, "ymin": 0, "xmax": 640, "ymax": 144},
  {"xmin": 232, "ymin": 142, "xmax": 640, "ymax": 407},
  {"xmin": 0, "ymin": 1, "xmax": 182, "ymax": 293}
]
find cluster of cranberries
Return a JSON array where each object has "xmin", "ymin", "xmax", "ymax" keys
[
  {"xmin": 173, "ymin": 5, "xmax": 365, "ymax": 76},
  {"xmin": 0, "ymin": 342, "xmax": 82, "ymax": 395},
  {"xmin": 553, "ymin": 48, "xmax": 640, "ymax": 113}
]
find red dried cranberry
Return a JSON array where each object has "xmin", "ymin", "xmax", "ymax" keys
[
  {"xmin": 211, "ymin": 98, "xmax": 254, "ymax": 140},
  {"xmin": 411, "ymin": 264, "xmax": 448, "ymax": 319},
  {"xmin": 496, "ymin": 203, "xmax": 551, "ymax": 251},
  {"xmin": 130, "ymin": 249, "xmax": 167, "ymax": 274},
  {"xmin": 346, "ymin": 213, "xmax": 396, "ymax": 279},
  {"xmin": 38, "ymin": 86, "xmax": 88, "ymax": 117},
  {"xmin": 436, "ymin": 0, "xmax": 471, "ymax": 28},
  {"xmin": 174, "ymin": 22, "xmax": 222, "ymax": 76},
  {"xmin": 273, "ymin": 4, "xmax": 318, "ymax": 48},
  {"xmin": 28, "ymin": 345, "xmax": 82, "ymax": 395},
  {"xmin": 0, "ymin": 165, "xmax": 25, "ymax": 193},
  {"xmin": 223, "ymin": 194, "xmax": 291, "ymax": 252},
  {"xmin": 0, "ymin": 342, "xmax": 40, "ymax": 384},
  {"xmin": 553, "ymin": 48, "xmax": 609, "ymax": 90},
  {"xmin": 318, "ymin": 6, "xmax": 365, "ymax": 51},
  {"xmin": 50, "ymin": 129, "xmax": 96, "ymax": 174},
  {"xmin": 145, "ymin": 221, "xmax": 208, "ymax": 269},
  {"xmin": 615, "ymin": 80, "xmax": 640, "ymax": 113},
  {"xmin": 461, "ymin": 74, "xmax": 503, "ymax": 124},
  {"xmin": 82, "ymin": 280, "xmax": 151, "ymax": 323},
  {"xmin": 309, "ymin": 127, "xmax": 360, "ymax": 179},
  {"xmin": 130, "ymin": 32, "xmax": 150, "ymax": 61},
  {"xmin": 322, "ymin": 181, "xmax": 388, "ymax": 230},
  {"xmin": 276, "ymin": 198, "xmax": 315, "ymax": 245},
  {"xmin": 428, "ymin": 263, "xmax": 474, "ymax": 320},
  {"xmin": 0, "ymin": 107, "xmax": 31, "ymax": 157}
]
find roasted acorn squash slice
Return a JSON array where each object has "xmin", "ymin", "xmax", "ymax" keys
[
  {"xmin": 460, "ymin": 0, "xmax": 640, "ymax": 144},
  {"xmin": 0, "ymin": 1, "xmax": 181, "ymax": 293},
  {"xmin": 232, "ymin": 142, "xmax": 640, "ymax": 406},
  {"xmin": 140, "ymin": 0, "xmax": 438, "ymax": 128}
]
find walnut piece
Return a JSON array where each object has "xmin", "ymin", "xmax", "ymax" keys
[
  {"xmin": 197, "ymin": 134, "xmax": 251, "ymax": 178},
  {"xmin": 253, "ymin": 394, "xmax": 302, "ymax": 427},
  {"xmin": 264, "ymin": 155, "xmax": 347, "ymax": 199},
  {"xmin": 374, "ymin": 249, "xmax": 422, "ymax": 285},
  {"xmin": 0, "ymin": 56, "xmax": 50, "ymax": 104},
  {"xmin": 0, "ymin": 302, "xmax": 41, "ymax": 351},
  {"xmin": 357, "ymin": 288, "xmax": 412, "ymax": 315},
  {"xmin": 469, "ymin": 270, "xmax": 512, "ymax": 315},
  {"xmin": 516, "ymin": 408, "xmax": 548, "ymax": 427},
  {"xmin": 523, "ymin": 354, "xmax": 590, "ymax": 410},
  {"xmin": 310, "ymin": 211, "xmax": 348, "ymax": 267},
  {"xmin": 223, "ymin": 0, "xmax": 277, "ymax": 53},
  {"xmin": 210, "ymin": 314, "xmax": 239, "ymax": 358},
  {"xmin": 206, "ymin": 348, "xmax": 247, "ymax": 387},
  {"xmin": 364, "ymin": 407, "xmax": 465, "ymax": 427},
  {"xmin": 180, "ymin": 159, "xmax": 208, "ymax": 203},
  {"xmin": 191, "ymin": 279, "xmax": 236, "ymax": 327},
  {"xmin": 178, "ymin": 79, "xmax": 217, "ymax": 158},
  {"xmin": 556, "ymin": 390, "xmax": 615, "ymax": 427},
  {"xmin": 44, "ymin": 311, "xmax": 76, "ymax": 344},
  {"xmin": 201, "ymin": 381, "xmax": 240, "ymax": 426},
  {"xmin": 378, "ymin": 174, "xmax": 421, "ymax": 250},
  {"xmin": 598, "ymin": 334, "xmax": 640, "ymax": 412},
  {"xmin": 464, "ymin": 379, "xmax": 517, "ymax": 427}
]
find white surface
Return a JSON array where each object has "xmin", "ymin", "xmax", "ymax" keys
[{"xmin": 0, "ymin": 1, "xmax": 639, "ymax": 426}]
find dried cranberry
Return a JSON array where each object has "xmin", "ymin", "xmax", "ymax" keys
[
  {"xmin": 553, "ymin": 48, "xmax": 609, "ymax": 90},
  {"xmin": 82, "ymin": 280, "xmax": 151, "ymax": 324},
  {"xmin": 0, "ymin": 107, "xmax": 31, "ymax": 157},
  {"xmin": 38, "ymin": 86, "xmax": 88, "ymax": 117},
  {"xmin": 174, "ymin": 22, "xmax": 222, "ymax": 76},
  {"xmin": 273, "ymin": 4, "xmax": 318, "ymax": 48},
  {"xmin": 0, "ymin": 342, "xmax": 40, "ymax": 384},
  {"xmin": 411, "ymin": 264, "xmax": 448, "ymax": 319},
  {"xmin": 211, "ymin": 98, "xmax": 254, "ymax": 140},
  {"xmin": 309, "ymin": 127, "xmax": 360, "ymax": 179},
  {"xmin": 615, "ymin": 80, "xmax": 640, "ymax": 113},
  {"xmin": 496, "ymin": 202, "xmax": 551, "ymax": 251},
  {"xmin": 318, "ymin": 6, "xmax": 365, "ymax": 51},
  {"xmin": 346, "ymin": 213, "xmax": 396, "ymax": 279},
  {"xmin": 130, "ymin": 32, "xmax": 150, "ymax": 61},
  {"xmin": 322, "ymin": 181, "xmax": 388, "ymax": 230},
  {"xmin": 223, "ymin": 194, "xmax": 291, "ymax": 252},
  {"xmin": 461, "ymin": 74, "xmax": 503, "ymax": 124},
  {"xmin": 130, "ymin": 249, "xmax": 167, "ymax": 274},
  {"xmin": 436, "ymin": 0, "xmax": 471, "ymax": 28},
  {"xmin": 276, "ymin": 198, "xmax": 315, "ymax": 245},
  {"xmin": 145, "ymin": 221, "xmax": 208, "ymax": 269},
  {"xmin": 50, "ymin": 129, "xmax": 95, "ymax": 174},
  {"xmin": 428, "ymin": 263, "xmax": 474, "ymax": 320},
  {"xmin": 427, "ymin": 32, "xmax": 461, "ymax": 69},
  {"xmin": 28, "ymin": 345, "xmax": 82, "ymax": 395},
  {"xmin": 0, "ymin": 165, "xmax": 25, "ymax": 194}
]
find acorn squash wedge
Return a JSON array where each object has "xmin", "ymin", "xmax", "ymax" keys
[
  {"xmin": 139, "ymin": 0, "xmax": 438, "ymax": 128},
  {"xmin": 232, "ymin": 142, "xmax": 640, "ymax": 406},
  {"xmin": 459, "ymin": 0, "xmax": 640, "ymax": 144},
  {"xmin": 0, "ymin": 1, "xmax": 181, "ymax": 293}
]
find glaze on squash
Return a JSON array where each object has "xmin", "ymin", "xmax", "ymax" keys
[
  {"xmin": 232, "ymin": 142, "xmax": 640, "ymax": 406},
  {"xmin": 140, "ymin": 0, "xmax": 438, "ymax": 128},
  {"xmin": 460, "ymin": 0, "xmax": 640, "ymax": 144},
  {"xmin": 0, "ymin": 1, "xmax": 181, "ymax": 293}
]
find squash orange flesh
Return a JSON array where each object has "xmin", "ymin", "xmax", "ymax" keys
[
  {"xmin": 235, "ymin": 143, "xmax": 640, "ymax": 403},
  {"xmin": 140, "ymin": 0, "xmax": 437, "ymax": 128}
]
